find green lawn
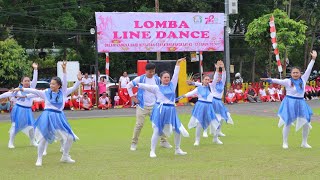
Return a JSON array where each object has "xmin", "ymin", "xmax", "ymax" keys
[
  {"xmin": 313, "ymin": 108, "xmax": 320, "ymax": 116},
  {"xmin": 0, "ymin": 114, "xmax": 320, "ymax": 179}
]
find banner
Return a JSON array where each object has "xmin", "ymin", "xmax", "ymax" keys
[{"xmin": 95, "ymin": 12, "xmax": 224, "ymax": 52}]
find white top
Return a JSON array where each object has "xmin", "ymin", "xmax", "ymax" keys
[
  {"xmin": 99, "ymin": 96, "xmax": 109, "ymax": 104},
  {"xmin": 82, "ymin": 98, "xmax": 91, "ymax": 106},
  {"xmin": 72, "ymin": 95, "xmax": 82, "ymax": 102},
  {"xmin": 271, "ymin": 60, "xmax": 315, "ymax": 98},
  {"xmin": 137, "ymin": 66, "xmax": 180, "ymax": 105},
  {"xmin": 23, "ymin": 73, "xmax": 81, "ymax": 111},
  {"xmin": 82, "ymin": 77, "xmax": 92, "ymax": 90},
  {"xmin": 119, "ymin": 76, "xmax": 130, "ymax": 88},
  {"xmin": 210, "ymin": 71, "xmax": 226, "ymax": 99},
  {"xmin": 127, "ymin": 75, "xmax": 159, "ymax": 107},
  {"xmin": 227, "ymin": 92, "xmax": 235, "ymax": 98},
  {"xmin": 278, "ymin": 89, "xmax": 283, "ymax": 95},
  {"xmin": 0, "ymin": 70, "xmax": 38, "ymax": 107},
  {"xmin": 114, "ymin": 95, "xmax": 120, "ymax": 101},
  {"xmin": 234, "ymin": 89, "xmax": 243, "ymax": 94},
  {"xmin": 268, "ymin": 87, "xmax": 276, "ymax": 95},
  {"xmin": 184, "ymin": 86, "xmax": 214, "ymax": 102},
  {"xmin": 259, "ymin": 89, "xmax": 267, "ymax": 96},
  {"xmin": 34, "ymin": 97, "xmax": 44, "ymax": 102}
]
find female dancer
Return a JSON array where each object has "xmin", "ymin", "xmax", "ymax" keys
[
  {"xmin": 13, "ymin": 61, "xmax": 82, "ymax": 166},
  {"xmin": 261, "ymin": 50, "xmax": 317, "ymax": 149},
  {"xmin": 180, "ymin": 61, "xmax": 221, "ymax": 146},
  {"xmin": 135, "ymin": 58, "xmax": 189, "ymax": 158},
  {"xmin": 0, "ymin": 63, "xmax": 38, "ymax": 148},
  {"xmin": 209, "ymin": 61, "xmax": 233, "ymax": 139}
]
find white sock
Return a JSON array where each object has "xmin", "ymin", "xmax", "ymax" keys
[
  {"xmin": 37, "ymin": 138, "xmax": 47, "ymax": 159},
  {"xmin": 8, "ymin": 123, "xmax": 15, "ymax": 145},
  {"xmin": 29, "ymin": 129, "xmax": 35, "ymax": 143},
  {"xmin": 282, "ymin": 125, "xmax": 290, "ymax": 145},
  {"xmin": 63, "ymin": 135, "xmax": 73, "ymax": 156},
  {"xmin": 151, "ymin": 128, "xmax": 159, "ymax": 152},
  {"xmin": 302, "ymin": 124, "xmax": 310, "ymax": 145},
  {"xmin": 195, "ymin": 124, "xmax": 202, "ymax": 142},
  {"xmin": 174, "ymin": 132, "xmax": 181, "ymax": 150}
]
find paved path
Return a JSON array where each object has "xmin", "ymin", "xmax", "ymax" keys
[{"xmin": 0, "ymin": 100, "xmax": 319, "ymax": 121}]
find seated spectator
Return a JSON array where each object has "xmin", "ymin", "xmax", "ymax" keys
[
  {"xmin": 114, "ymin": 92, "xmax": 120, "ymax": 106},
  {"xmin": 225, "ymin": 87, "xmax": 236, "ymax": 104},
  {"xmin": 234, "ymin": 85, "xmax": 244, "ymax": 102},
  {"xmin": 98, "ymin": 92, "xmax": 112, "ymax": 110},
  {"xmin": 0, "ymin": 97, "xmax": 10, "ymax": 113},
  {"xmin": 81, "ymin": 93, "xmax": 92, "ymax": 110},
  {"xmin": 304, "ymin": 83, "xmax": 317, "ymax": 100},
  {"xmin": 315, "ymin": 81, "xmax": 320, "ymax": 98},
  {"xmin": 64, "ymin": 95, "xmax": 74, "ymax": 111},
  {"xmin": 277, "ymin": 86, "xmax": 285, "ymax": 101},
  {"xmin": 32, "ymin": 97, "xmax": 45, "ymax": 112},
  {"xmin": 245, "ymin": 84, "xmax": 261, "ymax": 103},
  {"xmin": 259, "ymin": 85, "xmax": 271, "ymax": 102},
  {"xmin": 10, "ymin": 96, "xmax": 17, "ymax": 112},
  {"xmin": 72, "ymin": 91, "xmax": 82, "ymax": 110},
  {"xmin": 268, "ymin": 84, "xmax": 280, "ymax": 102}
]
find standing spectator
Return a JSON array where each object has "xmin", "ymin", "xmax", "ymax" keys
[
  {"xmin": 81, "ymin": 93, "xmax": 92, "ymax": 110},
  {"xmin": 225, "ymin": 87, "xmax": 237, "ymax": 104},
  {"xmin": 245, "ymin": 84, "xmax": 261, "ymax": 103},
  {"xmin": 0, "ymin": 97, "xmax": 10, "ymax": 113},
  {"xmin": 119, "ymin": 72, "xmax": 130, "ymax": 105},
  {"xmin": 81, "ymin": 73, "xmax": 93, "ymax": 101},
  {"xmin": 98, "ymin": 77, "xmax": 107, "ymax": 96},
  {"xmin": 259, "ymin": 86, "xmax": 271, "ymax": 102},
  {"xmin": 114, "ymin": 92, "xmax": 120, "ymax": 106}
]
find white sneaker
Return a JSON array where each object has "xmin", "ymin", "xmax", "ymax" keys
[
  {"xmin": 218, "ymin": 132, "xmax": 226, "ymax": 137},
  {"xmin": 213, "ymin": 138, "xmax": 223, "ymax": 145},
  {"xmin": 175, "ymin": 149, "xmax": 187, "ymax": 155},
  {"xmin": 160, "ymin": 141, "xmax": 172, "ymax": 149},
  {"xmin": 149, "ymin": 151, "xmax": 157, "ymax": 158},
  {"xmin": 8, "ymin": 142, "xmax": 15, "ymax": 149},
  {"xmin": 194, "ymin": 140, "xmax": 200, "ymax": 146},
  {"xmin": 71, "ymin": 107, "xmax": 74, "ymax": 111},
  {"xmin": 282, "ymin": 143, "xmax": 288, "ymax": 149},
  {"xmin": 31, "ymin": 140, "xmax": 38, "ymax": 147},
  {"xmin": 130, "ymin": 143, "xmax": 137, "ymax": 151},
  {"xmin": 43, "ymin": 151, "xmax": 47, "ymax": 156},
  {"xmin": 203, "ymin": 131, "xmax": 208, "ymax": 138},
  {"xmin": 301, "ymin": 143, "xmax": 312, "ymax": 149},
  {"xmin": 35, "ymin": 158, "xmax": 42, "ymax": 166},
  {"xmin": 60, "ymin": 155, "xmax": 76, "ymax": 163}
]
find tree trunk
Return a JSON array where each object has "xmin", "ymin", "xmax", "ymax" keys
[
  {"xmin": 252, "ymin": 50, "xmax": 256, "ymax": 82},
  {"xmin": 303, "ymin": 36, "xmax": 309, "ymax": 70}
]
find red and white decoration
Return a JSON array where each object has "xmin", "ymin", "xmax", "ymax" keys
[
  {"xmin": 269, "ymin": 15, "xmax": 282, "ymax": 72},
  {"xmin": 105, "ymin": 52, "xmax": 110, "ymax": 76}
]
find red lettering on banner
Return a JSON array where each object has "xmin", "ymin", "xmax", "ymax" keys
[{"xmin": 134, "ymin": 20, "xmax": 190, "ymax": 28}]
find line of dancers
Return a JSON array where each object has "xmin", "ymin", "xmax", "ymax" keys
[
  {"xmin": 0, "ymin": 61, "xmax": 81, "ymax": 166},
  {"xmin": 0, "ymin": 50, "xmax": 317, "ymax": 164}
]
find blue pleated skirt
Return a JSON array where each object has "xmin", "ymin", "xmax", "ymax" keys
[
  {"xmin": 278, "ymin": 95, "xmax": 313, "ymax": 131},
  {"xmin": 34, "ymin": 109, "xmax": 78, "ymax": 143},
  {"xmin": 212, "ymin": 97, "xmax": 233, "ymax": 124},
  {"xmin": 188, "ymin": 100, "xmax": 219, "ymax": 131},
  {"xmin": 10, "ymin": 104, "xmax": 35, "ymax": 135},
  {"xmin": 150, "ymin": 103, "xmax": 189, "ymax": 137}
]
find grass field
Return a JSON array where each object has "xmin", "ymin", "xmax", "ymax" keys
[{"xmin": 0, "ymin": 113, "xmax": 320, "ymax": 179}]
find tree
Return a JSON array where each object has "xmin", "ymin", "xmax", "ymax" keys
[
  {"xmin": 245, "ymin": 9, "xmax": 307, "ymax": 78},
  {"xmin": 0, "ymin": 38, "xmax": 32, "ymax": 87}
]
